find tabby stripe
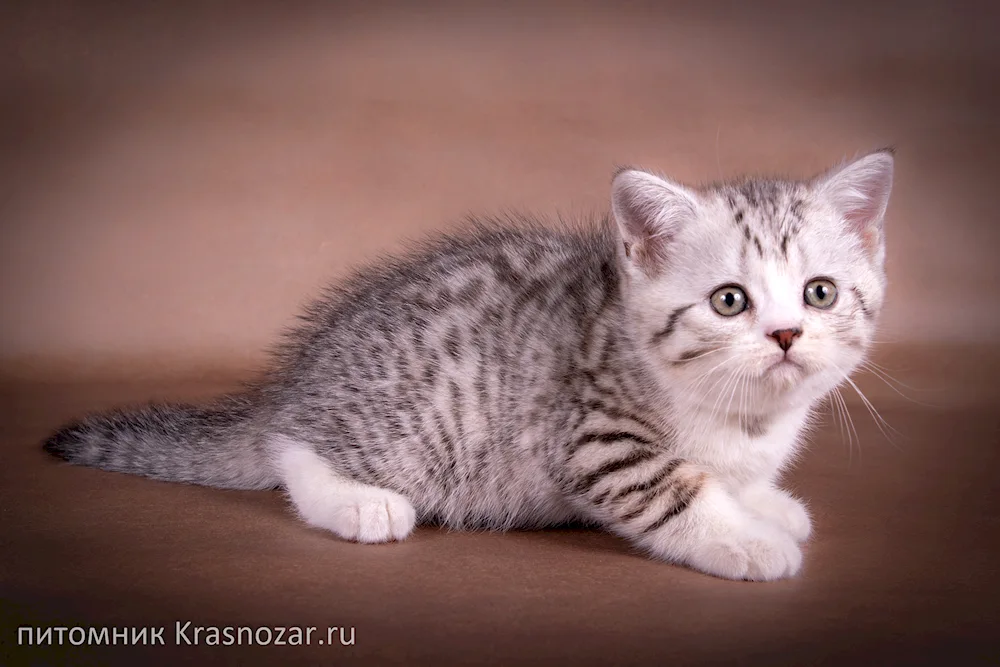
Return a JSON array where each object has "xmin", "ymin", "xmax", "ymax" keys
[
  {"xmin": 581, "ymin": 267, "xmax": 618, "ymax": 361},
  {"xmin": 592, "ymin": 488, "xmax": 613, "ymax": 506},
  {"xmin": 671, "ymin": 347, "xmax": 717, "ymax": 365},
  {"xmin": 447, "ymin": 380, "xmax": 466, "ymax": 442},
  {"xmin": 599, "ymin": 365, "xmax": 651, "ymax": 410},
  {"xmin": 509, "ymin": 266, "xmax": 588, "ymax": 349},
  {"xmin": 640, "ymin": 474, "xmax": 705, "ymax": 534},
  {"xmin": 444, "ymin": 326, "xmax": 462, "ymax": 360},
  {"xmin": 581, "ymin": 369, "xmax": 647, "ymax": 415},
  {"xmin": 852, "ymin": 287, "xmax": 873, "ymax": 320},
  {"xmin": 610, "ymin": 458, "xmax": 681, "ymax": 503},
  {"xmin": 357, "ymin": 452, "xmax": 384, "ymax": 485},
  {"xmin": 573, "ymin": 448, "xmax": 658, "ymax": 494},
  {"xmin": 620, "ymin": 481, "xmax": 678, "ymax": 521},
  {"xmin": 472, "ymin": 324, "xmax": 495, "ymax": 437},
  {"xmin": 581, "ymin": 400, "xmax": 660, "ymax": 438},
  {"xmin": 487, "ymin": 253, "xmax": 522, "ymax": 289},
  {"xmin": 508, "ymin": 275, "xmax": 560, "ymax": 325},
  {"xmin": 652, "ymin": 304, "xmax": 694, "ymax": 343},
  {"xmin": 569, "ymin": 430, "xmax": 653, "ymax": 456},
  {"xmin": 409, "ymin": 408, "xmax": 453, "ymax": 492},
  {"xmin": 581, "ymin": 370, "xmax": 622, "ymax": 402},
  {"xmin": 472, "ymin": 446, "xmax": 490, "ymax": 480},
  {"xmin": 432, "ymin": 411, "xmax": 458, "ymax": 477}
]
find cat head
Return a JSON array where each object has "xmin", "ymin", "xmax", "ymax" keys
[{"xmin": 611, "ymin": 150, "xmax": 894, "ymax": 413}]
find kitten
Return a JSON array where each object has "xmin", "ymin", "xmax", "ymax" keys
[{"xmin": 44, "ymin": 150, "xmax": 893, "ymax": 581}]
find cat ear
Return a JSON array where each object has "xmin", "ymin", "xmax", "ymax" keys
[
  {"xmin": 815, "ymin": 149, "xmax": 894, "ymax": 259},
  {"xmin": 611, "ymin": 168, "xmax": 699, "ymax": 276}
]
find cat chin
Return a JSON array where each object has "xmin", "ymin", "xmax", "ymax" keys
[
  {"xmin": 750, "ymin": 364, "xmax": 845, "ymax": 410},
  {"xmin": 762, "ymin": 362, "xmax": 804, "ymax": 391},
  {"xmin": 785, "ymin": 369, "xmax": 852, "ymax": 406}
]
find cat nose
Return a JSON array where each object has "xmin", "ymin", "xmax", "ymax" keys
[{"xmin": 768, "ymin": 328, "xmax": 802, "ymax": 352}]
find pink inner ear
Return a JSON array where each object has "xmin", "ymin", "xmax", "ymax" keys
[
  {"xmin": 845, "ymin": 176, "xmax": 891, "ymax": 228},
  {"xmin": 823, "ymin": 154, "xmax": 894, "ymax": 250},
  {"xmin": 844, "ymin": 187, "xmax": 887, "ymax": 250},
  {"xmin": 611, "ymin": 170, "xmax": 698, "ymax": 273}
]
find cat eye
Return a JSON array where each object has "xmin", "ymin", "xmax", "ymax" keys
[
  {"xmin": 710, "ymin": 285, "xmax": 749, "ymax": 317},
  {"xmin": 804, "ymin": 278, "xmax": 838, "ymax": 309}
]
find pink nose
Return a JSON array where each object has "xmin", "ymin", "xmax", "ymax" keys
[{"xmin": 768, "ymin": 328, "xmax": 802, "ymax": 352}]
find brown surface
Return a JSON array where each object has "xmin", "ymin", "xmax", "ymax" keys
[
  {"xmin": 3, "ymin": 369, "xmax": 1000, "ymax": 666},
  {"xmin": 2, "ymin": 1, "xmax": 1000, "ymax": 666}
]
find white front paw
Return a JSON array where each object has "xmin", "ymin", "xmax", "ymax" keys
[
  {"xmin": 739, "ymin": 486, "xmax": 812, "ymax": 543},
  {"xmin": 689, "ymin": 523, "xmax": 803, "ymax": 581},
  {"xmin": 320, "ymin": 487, "xmax": 417, "ymax": 544}
]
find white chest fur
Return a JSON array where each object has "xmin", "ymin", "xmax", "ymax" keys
[{"xmin": 671, "ymin": 403, "xmax": 812, "ymax": 487}]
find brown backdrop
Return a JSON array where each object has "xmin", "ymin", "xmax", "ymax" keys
[
  {"xmin": 2, "ymin": 0, "xmax": 999, "ymax": 380},
  {"xmin": 2, "ymin": 2, "xmax": 999, "ymax": 666}
]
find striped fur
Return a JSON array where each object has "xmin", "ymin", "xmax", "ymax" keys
[{"xmin": 44, "ymin": 150, "xmax": 894, "ymax": 580}]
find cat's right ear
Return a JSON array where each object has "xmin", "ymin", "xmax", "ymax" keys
[{"xmin": 611, "ymin": 168, "xmax": 698, "ymax": 277}]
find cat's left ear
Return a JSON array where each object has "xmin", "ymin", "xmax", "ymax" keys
[{"xmin": 814, "ymin": 149, "xmax": 895, "ymax": 262}]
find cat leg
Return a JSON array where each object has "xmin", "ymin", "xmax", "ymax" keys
[
  {"xmin": 275, "ymin": 441, "xmax": 416, "ymax": 543},
  {"xmin": 568, "ymin": 449, "xmax": 801, "ymax": 580},
  {"xmin": 737, "ymin": 482, "xmax": 812, "ymax": 543}
]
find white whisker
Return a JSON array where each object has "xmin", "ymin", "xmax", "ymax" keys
[
  {"xmin": 858, "ymin": 361, "xmax": 940, "ymax": 408},
  {"xmin": 841, "ymin": 374, "xmax": 904, "ymax": 450}
]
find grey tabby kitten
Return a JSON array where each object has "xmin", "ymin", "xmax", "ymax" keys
[{"xmin": 45, "ymin": 150, "xmax": 894, "ymax": 581}]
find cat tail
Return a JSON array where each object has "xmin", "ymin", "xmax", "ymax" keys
[{"xmin": 42, "ymin": 391, "xmax": 277, "ymax": 490}]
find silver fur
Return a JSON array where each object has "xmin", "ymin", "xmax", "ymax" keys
[{"xmin": 45, "ymin": 150, "xmax": 894, "ymax": 581}]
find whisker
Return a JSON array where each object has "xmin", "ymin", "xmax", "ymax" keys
[
  {"xmin": 687, "ymin": 354, "xmax": 738, "ymax": 396},
  {"xmin": 827, "ymin": 360, "xmax": 902, "ymax": 453},
  {"xmin": 722, "ymin": 367, "xmax": 744, "ymax": 422},
  {"xmin": 858, "ymin": 361, "xmax": 940, "ymax": 408},
  {"xmin": 739, "ymin": 368, "xmax": 749, "ymax": 435},
  {"xmin": 827, "ymin": 391, "xmax": 846, "ymax": 457},
  {"xmin": 835, "ymin": 387, "xmax": 860, "ymax": 465},
  {"xmin": 702, "ymin": 365, "xmax": 742, "ymax": 442},
  {"xmin": 842, "ymin": 375, "xmax": 904, "ymax": 450},
  {"xmin": 835, "ymin": 389, "xmax": 853, "ymax": 465},
  {"xmin": 842, "ymin": 389, "xmax": 861, "ymax": 458}
]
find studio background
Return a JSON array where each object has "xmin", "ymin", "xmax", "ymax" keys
[{"xmin": 2, "ymin": 2, "xmax": 998, "ymax": 666}]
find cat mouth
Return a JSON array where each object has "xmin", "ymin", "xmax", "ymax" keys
[{"xmin": 764, "ymin": 356, "xmax": 805, "ymax": 377}]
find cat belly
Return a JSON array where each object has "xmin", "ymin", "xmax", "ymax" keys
[
  {"xmin": 401, "ymin": 448, "xmax": 581, "ymax": 530},
  {"xmin": 426, "ymin": 486, "xmax": 582, "ymax": 531}
]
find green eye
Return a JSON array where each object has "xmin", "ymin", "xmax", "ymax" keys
[
  {"xmin": 710, "ymin": 285, "xmax": 749, "ymax": 317},
  {"xmin": 804, "ymin": 278, "xmax": 838, "ymax": 309}
]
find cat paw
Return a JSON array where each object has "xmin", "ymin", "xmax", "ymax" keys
[
  {"xmin": 318, "ymin": 486, "xmax": 417, "ymax": 544},
  {"xmin": 279, "ymin": 445, "xmax": 417, "ymax": 543},
  {"xmin": 688, "ymin": 524, "xmax": 803, "ymax": 581},
  {"xmin": 738, "ymin": 485, "xmax": 812, "ymax": 543}
]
